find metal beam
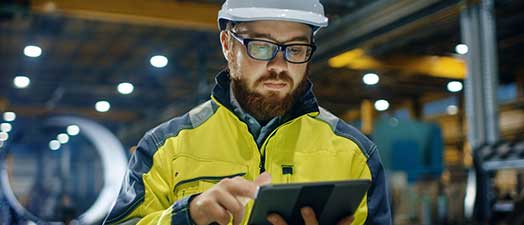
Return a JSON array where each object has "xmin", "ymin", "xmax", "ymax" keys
[
  {"xmin": 461, "ymin": 0, "xmax": 500, "ymax": 222},
  {"xmin": 328, "ymin": 49, "xmax": 467, "ymax": 79},
  {"xmin": 461, "ymin": 0, "xmax": 499, "ymax": 148},
  {"xmin": 30, "ymin": 0, "xmax": 221, "ymax": 32},
  {"xmin": 315, "ymin": 0, "xmax": 461, "ymax": 61}
]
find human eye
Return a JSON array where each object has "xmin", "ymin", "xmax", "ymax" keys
[
  {"xmin": 287, "ymin": 45, "xmax": 306, "ymax": 56},
  {"xmin": 249, "ymin": 41, "xmax": 274, "ymax": 59}
]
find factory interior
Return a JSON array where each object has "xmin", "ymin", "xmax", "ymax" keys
[{"xmin": 1, "ymin": 0, "xmax": 524, "ymax": 224}]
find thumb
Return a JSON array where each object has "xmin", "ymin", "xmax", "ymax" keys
[{"xmin": 255, "ymin": 172, "xmax": 272, "ymax": 186}]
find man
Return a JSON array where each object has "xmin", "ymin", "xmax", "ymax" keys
[{"xmin": 104, "ymin": 0, "xmax": 391, "ymax": 225}]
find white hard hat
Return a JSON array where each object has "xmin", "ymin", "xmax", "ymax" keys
[{"xmin": 218, "ymin": 0, "xmax": 329, "ymax": 34}]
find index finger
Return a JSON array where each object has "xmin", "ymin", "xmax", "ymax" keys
[{"xmin": 221, "ymin": 176, "xmax": 259, "ymax": 199}]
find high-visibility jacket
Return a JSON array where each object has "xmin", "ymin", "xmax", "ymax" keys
[{"xmin": 104, "ymin": 71, "xmax": 391, "ymax": 225}]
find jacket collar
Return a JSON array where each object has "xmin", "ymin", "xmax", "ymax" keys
[{"xmin": 211, "ymin": 69, "xmax": 320, "ymax": 122}]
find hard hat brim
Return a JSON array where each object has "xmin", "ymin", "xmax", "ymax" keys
[{"xmin": 218, "ymin": 7, "xmax": 328, "ymax": 31}]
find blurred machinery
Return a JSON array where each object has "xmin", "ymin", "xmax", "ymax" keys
[
  {"xmin": 374, "ymin": 117, "xmax": 444, "ymax": 182},
  {"xmin": 467, "ymin": 140, "xmax": 524, "ymax": 225},
  {"xmin": 0, "ymin": 116, "xmax": 128, "ymax": 225},
  {"xmin": 373, "ymin": 117, "xmax": 445, "ymax": 224}
]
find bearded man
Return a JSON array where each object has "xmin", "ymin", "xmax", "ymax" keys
[{"xmin": 105, "ymin": 1, "xmax": 391, "ymax": 225}]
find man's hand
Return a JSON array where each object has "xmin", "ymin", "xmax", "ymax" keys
[
  {"xmin": 189, "ymin": 172, "xmax": 272, "ymax": 225},
  {"xmin": 267, "ymin": 207, "xmax": 354, "ymax": 225}
]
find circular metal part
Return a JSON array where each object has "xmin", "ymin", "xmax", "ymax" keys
[{"xmin": 0, "ymin": 116, "xmax": 128, "ymax": 224}]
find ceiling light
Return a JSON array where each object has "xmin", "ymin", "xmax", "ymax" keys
[
  {"xmin": 3, "ymin": 112, "xmax": 16, "ymax": 122},
  {"xmin": 24, "ymin": 45, "xmax": 42, "ymax": 57},
  {"xmin": 374, "ymin": 99, "xmax": 390, "ymax": 111},
  {"xmin": 447, "ymin": 105, "xmax": 458, "ymax": 115},
  {"xmin": 67, "ymin": 125, "xmax": 80, "ymax": 136},
  {"xmin": 14, "ymin": 76, "xmax": 31, "ymax": 89},
  {"xmin": 363, "ymin": 73, "xmax": 380, "ymax": 85},
  {"xmin": 117, "ymin": 82, "xmax": 134, "ymax": 95},
  {"xmin": 49, "ymin": 140, "xmax": 61, "ymax": 150},
  {"xmin": 0, "ymin": 132, "xmax": 9, "ymax": 141},
  {"xmin": 57, "ymin": 133, "xmax": 69, "ymax": 144},
  {"xmin": 150, "ymin": 55, "xmax": 168, "ymax": 68},
  {"xmin": 0, "ymin": 123, "xmax": 12, "ymax": 133},
  {"xmin": 95, "ymin": 101, "xmax": 111, "ymax": 112},
  {"xmin": 455, "ymin": 44, "xmax": 469, "ymax": 55},
  {"xmin": 447, "ymin": 81, "xmax": 463, "ymax": 92}
]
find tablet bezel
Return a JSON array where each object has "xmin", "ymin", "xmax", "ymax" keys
[{"xmin": 247, "ymin": 179, "xmax": 371, "ymax": 225}]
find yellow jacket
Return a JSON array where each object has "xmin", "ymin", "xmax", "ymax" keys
[{"xmin": 104, "ymin": 71, "xmax": 391, "ymax": 225}]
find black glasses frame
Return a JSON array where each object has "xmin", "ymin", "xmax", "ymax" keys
[{"xmin": 229, "ymin": 31, "xmax": 316, "ymax": 64}]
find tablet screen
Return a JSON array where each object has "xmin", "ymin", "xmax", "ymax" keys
[{"xmin": 247, "ymin": 179, "xmax": 371, "ymax": 225}]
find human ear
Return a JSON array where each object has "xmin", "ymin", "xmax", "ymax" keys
[{"xmin": 219, "ymin": 31, "xmax": 231, "ymax": 62}]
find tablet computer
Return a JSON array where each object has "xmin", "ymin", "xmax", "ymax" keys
[{"xmin": 247, "ymin": 179, "xmax": 371, "ymax": 225}]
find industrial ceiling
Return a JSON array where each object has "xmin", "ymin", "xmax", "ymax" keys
[{"xmin": 1, "ymin": 0, "xmax": 523, "ymax": 145}]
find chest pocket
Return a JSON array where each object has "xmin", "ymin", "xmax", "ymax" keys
[
  {"xmin": 292, "ymin": 149, "xmax": 352, "ymax": 181},
  {"xmin": 172, "ymin": 155, "xmax": 248, "ymax": 201},
  {"xmin": 267, "ymin": 148, "xmax": 357, "ymax": 184}
]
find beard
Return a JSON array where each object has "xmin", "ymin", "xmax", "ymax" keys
[{"xmin": 229, "ymin": 66, "xmax": 308, "ymax": 123}]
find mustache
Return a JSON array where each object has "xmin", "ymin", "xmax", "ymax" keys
[{"xmin": 254, "ymin": 70, "xmax": 293, "ymax": 86}]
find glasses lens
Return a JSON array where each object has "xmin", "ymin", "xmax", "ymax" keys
[
  {"xmin": 247, "ymin": 41, "xmax": 277, "ymax": 60},
  {"xmin": 286, "ymin": 45, "xmax": 313, "ymax": 63}
]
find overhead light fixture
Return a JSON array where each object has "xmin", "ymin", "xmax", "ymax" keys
[
  {"xmin": 374, "ymin": 99, "xmax": 390, "ymax": 111},
  {"xmin": 447, "ymin": 105, "xmax": 459, "ymax": 115},
  {"xmin": 447, "ymin": 81, "xmax": 463, "ymax": 92},
  {"xmin": 67, "ymin": 125, "xmax": 80, "ymax": 136},
  {"xmin": 57, "ymin": 133, "xmax": 69, "ymax": 144},
  {"xmin": 363, "ymin": 73, "xmax": 380, "ymax": 85},
  {"xmin": 14, "ymin": 76, "xmax": 31, "ymax": 89},
  {"xmin": 0, "ymin": 132, "xmax": 9, "ymax": 142},
  {"xmin": 455, "ymin": 44, "xmax": 469, "ymax": 55},
  {"xmin": 95, "ymin": 101, "xmax": 111, "ymax": 112},
  {"xmin": 150, "ymin": 55, "xmax": 168, "ymax": 68},
  {"xmin": 24, "ymin": 45, "xmax": 42, "ymax": 57},
  {"xmin": 117, "ymin": 82, "xmax": 134, "ymax": 95},
  {"xmin": 0, "ymin": 123, "xmax": 12, "ymax": 133},
  {"xmin": 49, "ymin": 140, "xmax": 61, "ymax": 150},
  {"xmin": 3, "ymin": 112, "xmax": 16, "ymax": 122}
]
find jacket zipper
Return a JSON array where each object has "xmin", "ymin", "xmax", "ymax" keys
[
  {"xmin": 210, "ymin": 97, "xmax": 313, "ymax": 177},
  {"xmin": 258, "ymin": 117, "xmax": 303, "ymax": 174},
  {"xmin": 259, "ymin": 125, "xmax": 280, "ymax": 173}
]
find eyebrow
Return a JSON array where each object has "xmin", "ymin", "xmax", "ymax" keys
[{"xmin": 236, "ymin": 31, "xmax": 311, "ymax": 44}]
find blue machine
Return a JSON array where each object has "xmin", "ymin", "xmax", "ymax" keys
[{"xmin": 373, "ymin": 117, "xmax": 444, "ymax": 182}]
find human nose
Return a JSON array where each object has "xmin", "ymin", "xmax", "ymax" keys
[{"xmin": 267, "ymin": 50, "xmax": 288, "ymax": 74}]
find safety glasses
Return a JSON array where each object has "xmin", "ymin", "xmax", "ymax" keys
[{"xmin": 229, "ymin": 31, "xmax": 316, "ymax": 64}]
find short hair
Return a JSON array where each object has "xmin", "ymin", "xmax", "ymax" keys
[{"xmin": 225, "ymin": 21, "xmax": 238, "ymax": 32}]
